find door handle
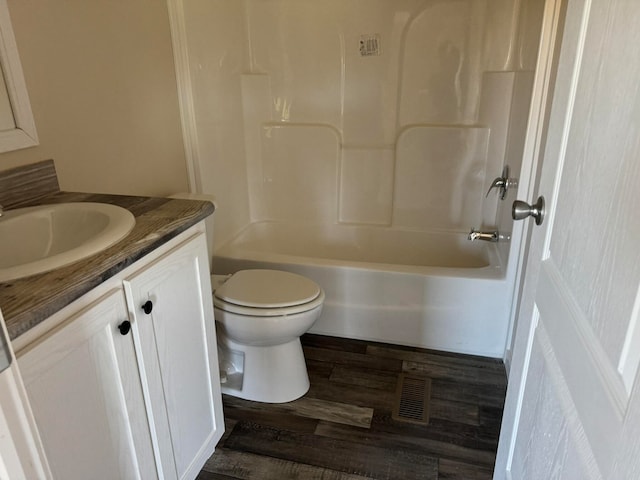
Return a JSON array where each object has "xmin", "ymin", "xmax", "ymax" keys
[
  {"xmin": 512, "ymin": 196, "xmax": 545, "ymax": 225},
  {"xmin": 141, "ymin": 300, "xmax": 153, "ymax": 315},
  {"xmin": 118, "ymin": 320, "xmax": 131, "ymax": 336}
]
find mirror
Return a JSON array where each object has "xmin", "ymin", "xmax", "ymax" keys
[{"xmin": 0, "ymin": 0, "xmax": 38, "ymax": 153}]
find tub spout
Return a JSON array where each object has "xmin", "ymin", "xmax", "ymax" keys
[{"xmin": 468, "ymin": 228, "xmax": 499, "ymax": 242}]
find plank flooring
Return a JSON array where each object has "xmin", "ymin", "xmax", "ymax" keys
[{"xmin": 198, "ymin": 334, "xmax": 507, "ymax": 480}]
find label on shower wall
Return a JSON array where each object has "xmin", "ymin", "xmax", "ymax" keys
[{"xmin": 359, "ymin": 34, "xmax": 381, "ymax": 56}]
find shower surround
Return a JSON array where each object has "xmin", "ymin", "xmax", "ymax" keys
[
  {"xmin": 178, "ymin": 0, "xmax": 542, "ymax": 249},
  {"xmin": 173, "ymin": 0, "xmax": 545, "ymax": 355}
]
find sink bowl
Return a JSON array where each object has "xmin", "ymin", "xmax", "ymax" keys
[{"xmin": 0, "ymin": 202, "xmax": 136, "ymax": 282}]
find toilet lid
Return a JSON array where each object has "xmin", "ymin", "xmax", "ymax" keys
[{"xmin": 214, "ymin": 269, "xmax": 321, "ymax": 308}]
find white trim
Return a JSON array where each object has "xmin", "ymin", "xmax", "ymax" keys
[
  {"xmin": 0, "ymin": 0, "xmax": 38, "ymax": 153},
  {"xmin": 0, "ymin": 366, "xmax": 48, "ymax": 479},
  {"xmin": 503, "ymin": 0, "xmax": 564, "ymax": 367},
  {"xmin": 618, "ymin": 285, "xmax": 640, "ymax": 395},
  {"xmin": 166, "ymin": 0, "xmax": 201, "ymax": 193},
  {"xmin": 505, "ymin": 306, "xmax": 539, "ymax": 476},
  {"xmin": 0, "ymin": 311, "xmax": 51, "ymax": 479},
  {"xmin": 493, "ymin": 0, "xmax": 565, "ymax": 477}
]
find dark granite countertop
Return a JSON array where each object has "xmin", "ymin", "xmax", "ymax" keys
[{"xmin": 1, "ymin": 191, "xmax": 214, "ymax": 341}]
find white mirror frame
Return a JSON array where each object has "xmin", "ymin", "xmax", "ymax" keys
[{"xmin": 0, "ymin": 0, "xmax": 37, "ymax": 153}]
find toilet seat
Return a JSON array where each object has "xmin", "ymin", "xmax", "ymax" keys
[{"xmin": 213, "ymin": 269, "xmax": 324, "ymax": 317}]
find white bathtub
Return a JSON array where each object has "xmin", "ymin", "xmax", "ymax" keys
[{"xmin": 213, "ymin": 221, "xmax": 511, "ymax": 358}]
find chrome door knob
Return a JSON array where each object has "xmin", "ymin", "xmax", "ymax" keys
[{"xmin": 512, "ymin": 196, "xmax": 545, "ymax": 225}]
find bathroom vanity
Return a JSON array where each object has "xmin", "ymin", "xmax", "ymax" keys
[
  {"xmin": 17, "ymin": 226, "xmax": 223, "ymax": 480},
  {"xmin": 0, "ymin": 162, "xmax": 225, "ymax": 480}
]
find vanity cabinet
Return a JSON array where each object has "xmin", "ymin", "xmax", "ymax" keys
[
  {"xmin": 124, "ymin": 231, "xmax": 222, "ymax": 480},
  {"xmin": 17, "ymin": 227, "xmax": 224, "ymax": 480},
  {"xmin": 18, "ymin": 289, "xmax": 156, "ymax": 479}
]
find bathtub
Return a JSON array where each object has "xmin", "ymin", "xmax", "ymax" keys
[{"xmin": 213, "ymin": 221, "xmax": 511, "ymax": 358}]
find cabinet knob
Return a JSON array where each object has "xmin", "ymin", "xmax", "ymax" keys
[
  {"xmin": 141, "ymin": 300, "xmax": 153, "ymax": 315},
  {"xmin": 118, "ymin": 320, "xmax": 131, "ymax": 336}
]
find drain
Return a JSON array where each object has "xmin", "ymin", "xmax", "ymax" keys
[{"xmin": 392, "ymin": 373, "xmax": 431, "ymax": 425}]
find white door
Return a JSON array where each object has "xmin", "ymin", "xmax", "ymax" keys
[
  {"xmin": 19, "ymin": 289, "xmax": 157, "ymax": 480},
  {"xmin": 495, "ymin": 0, "xmax": 640, "ymax": 478},
  {"xmin": 124, "ymin": 232, "xmax": 224, "ymax": 480}
]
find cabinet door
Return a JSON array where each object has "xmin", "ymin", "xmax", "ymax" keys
[
  {"xmin": 0, "ymin": 310, "xmax": 51, "ymax": 480},
  {"xmin": 18, "ymin": 289, "xmax": 157, "ymax": 480},
  {"xmin": 124, "ymin": 232, "xmax": 223, "ymax": 480}
]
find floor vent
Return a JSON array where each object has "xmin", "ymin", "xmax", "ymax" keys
[{"xmin": 393, "ymin": 374, "xmax": 431, "ymax": 425}]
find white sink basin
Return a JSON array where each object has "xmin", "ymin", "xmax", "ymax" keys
[{"xmin": 0, "ymin": 202, "xmax": 136, "ymax": 282}]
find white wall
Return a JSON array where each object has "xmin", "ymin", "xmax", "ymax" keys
[
  {"xmin": 0, "ymin": 0, "xmax": 190, "ymax": 197},
  {"xmin": 182, "ymin": 0, "xmax": 545, "ymax": 249}
]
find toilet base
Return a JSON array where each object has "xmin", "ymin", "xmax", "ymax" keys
[{"xmin": 218, "ymin": 334, "xmax": 310, "ymax": 403}]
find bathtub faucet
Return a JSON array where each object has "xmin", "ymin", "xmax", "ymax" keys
[{"xmin": 468, "ymin": 228, "xmax": 499, "ymax": 242}]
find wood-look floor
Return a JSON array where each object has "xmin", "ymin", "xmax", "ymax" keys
[{"xmin": 198, "ymin": 334, "xmax": 507, "ymax": 480}]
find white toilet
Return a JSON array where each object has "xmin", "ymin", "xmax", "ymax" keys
[
  {"xmin": 169, "ymin": 193, "xmax": 324, "ymax": 403},
  {"xmin": 212, "ymin": 269, "xmax": 324, "ymax": 403}
]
